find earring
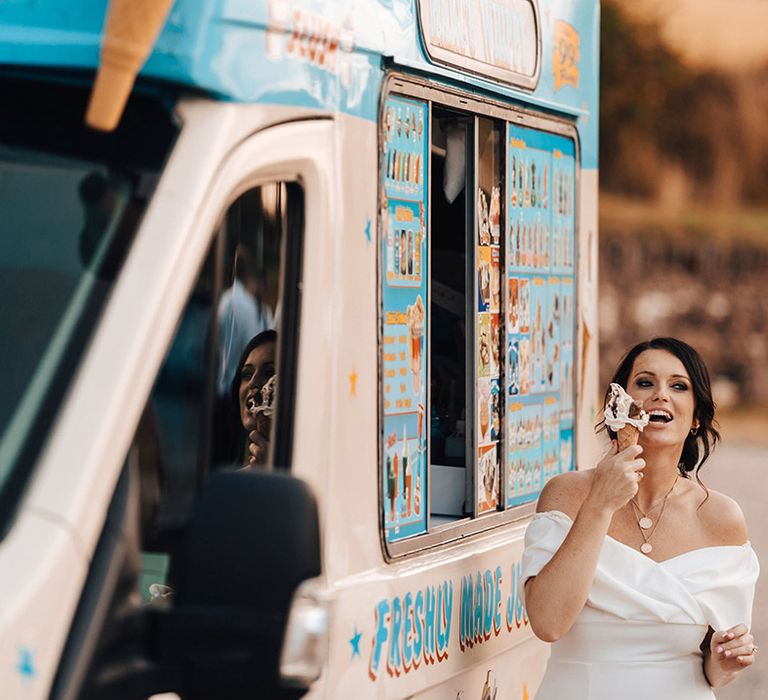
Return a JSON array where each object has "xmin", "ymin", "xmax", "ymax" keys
[{"xmin": 690, "ymin": 426, "xmax": 699, "ymax": 436}]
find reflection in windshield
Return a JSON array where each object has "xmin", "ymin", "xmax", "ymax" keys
[
  {"xmin": 0, "ymin": 155, "xmax": 132, "ymax": 485},
  {"xmin": 0, "ymin": 76, "xmax": 177, "ymax": 530}
]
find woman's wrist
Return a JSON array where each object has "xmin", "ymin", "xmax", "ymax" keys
[
  {"xmin": 578, "ymin": 493, "xmax": 614, "ymax": 524},
  {"xmin": 703, "ymin": 651, "xmax": 738, "ymax": 688}
]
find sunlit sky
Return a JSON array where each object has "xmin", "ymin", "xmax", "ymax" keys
[{"xmin": 620, "ymin": 0, "xmax": 768, "ymax": 70}]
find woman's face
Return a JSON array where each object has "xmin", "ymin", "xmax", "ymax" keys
[
  {"xmin": 238, "ymin": 341, "xmax": 276, "ymax": 436},
  {"xmin": 627, "ymin": 349, "xmax": 697, "ymax": 450}
]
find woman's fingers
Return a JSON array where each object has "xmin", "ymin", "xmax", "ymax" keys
[
  {"xmin": 713, "ymin": 625, "xmax": 748, "ymax": 646},
  {"xmin": 712, "ymin": 625, "xmax": 757, "ymax": 668},
  {"xmin": 719, "ymin": 643, "xmax": 755, "ymax": 659},
  {"xmin": 599, "ymin": 440, "xmax": 618, "ymax": 460},
  {"xmin": 726, "ymin": 624, "xmax": 749, "ymax": 638},
  {"xmin": 248, "ymin": 429, "xmax": 268, "ymax": 447},
  {"xmin": 619, "ymin": 444, "xmax": 643, "ymax": 458},
  {"xmin": 716, "ymin": 634, "xmax": 754, "ymax": 653}
]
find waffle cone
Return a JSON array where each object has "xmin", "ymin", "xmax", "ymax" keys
[
  {"xmin": 617, "ymin": 423, "xmax": 640, "ymax": 451},
  {"xmin": 86, "ymin": 0, "xmax": 174, "ymax": 131}
]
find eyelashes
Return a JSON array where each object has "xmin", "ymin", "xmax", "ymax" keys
[{"xmin": 633, "ymin": 378, "xmax": 690, "ymax": 392}]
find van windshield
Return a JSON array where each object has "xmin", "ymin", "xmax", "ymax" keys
[{"xmin": 0, "ymin": 75, "xmax": 178, "ymax": 533}]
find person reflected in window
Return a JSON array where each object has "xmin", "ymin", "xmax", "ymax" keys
[
  {"xmin": 217, "ymin": 244, "xmax": 275, "ymax": 398},
  {"xmin": 233, "ymin": 330, "xmax": 276, "ymax": 468}
]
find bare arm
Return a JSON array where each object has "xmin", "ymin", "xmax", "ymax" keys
[
  {"xmin": 700, "ymin": 498, "xmax": 753, "ymax": 687},
  {"xmin": 524, "ymin": 443, "xmax": 645, "ymax": 642}
]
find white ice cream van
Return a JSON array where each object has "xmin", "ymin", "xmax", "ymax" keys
[{"xmin": 0, "ymin": 0, "xmax": 601, "ymax": 697}]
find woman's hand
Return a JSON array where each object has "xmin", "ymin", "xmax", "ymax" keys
[
  {"xmin": 712, "ymin": 625, "xmax": 756, "ymax": 667},
  {"xmin": 248, "ymin": 429, "xmax": 269, "ymax": 465},
  {"xmin": 583, "ymin": 441, "xmax": 645, "ymax": 515},
  {"xmin": 705, "ymin": 624, "xmax": 756, "ymax": 686}
]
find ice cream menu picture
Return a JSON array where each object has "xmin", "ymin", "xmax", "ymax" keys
[
  {"xmin": 381, "ymin": 96, "xmax": 429, "ymax": 542},
  {"xmin": 476, "ymin": 187, "xmax": 502, "ymax": 514},
  {"xmin": 505, "ymin": 124, "xmax": 576, "ymax": 508}
]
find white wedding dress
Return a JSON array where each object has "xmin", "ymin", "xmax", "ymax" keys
[{"xmin": 521, "ymin": 511, "xmax": 759, "ymax": 700}]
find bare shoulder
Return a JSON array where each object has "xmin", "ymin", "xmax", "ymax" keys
[
  {"xmin": 536, "ymin": 470, "xmax": 593, "ymax": 520},
  {"xmin": 689, "ymin": 484, "xmax": 748, "ymax": 545}
]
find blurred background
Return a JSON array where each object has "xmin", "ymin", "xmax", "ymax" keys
[
  {"xmin": 600, "ymin": 4, "xmax": 768, "ymax": 697},
  {"xmin": 599, "ymin": 0, "xmax": 768, "ymax": 420}
]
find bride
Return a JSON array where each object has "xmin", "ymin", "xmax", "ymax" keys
[{"xmin": 522, "ymin": 337, "xmax": 759, "ymax": 699}]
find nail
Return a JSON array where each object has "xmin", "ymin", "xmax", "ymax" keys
[
  {"xmin": 724, "ymin": 650, "xmax": 732, "ymax": 657},
  {"xmin": 716, "ymin": 646, "xmax": 723, "ymax": 653}
]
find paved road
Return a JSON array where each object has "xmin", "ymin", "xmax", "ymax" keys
[{"xmin": 703, "ymin": 440, "xmax": 768, "ymax": 699}]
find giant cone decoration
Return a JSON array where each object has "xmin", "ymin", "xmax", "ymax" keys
[{"xmin": 86, "ymin": 0, "xmax": 175, "ymax": 131}]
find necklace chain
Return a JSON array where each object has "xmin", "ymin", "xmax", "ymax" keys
[
  {"xmin": 630, "ymin": 476, "xmax": 678, "ymax": 555},
  {"xmin": 631, "ymin": 475, "xmax": 679, "ymax": 517}
]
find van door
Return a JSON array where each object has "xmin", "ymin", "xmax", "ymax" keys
[{"xmin": 38, "ymin": 114, "xmax": 334, "ymax": 700}]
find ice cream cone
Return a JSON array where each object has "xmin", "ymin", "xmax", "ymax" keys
[
  {"xmin": 604, "ymin": 383, "xmax": 649, "ymax": 447},
  {"xmin": 86, "ymin": 0, "xmax": 174, "ymax": 131},
  {"xmin": 617, "ymin": 423, "xmax": 639, "ymax": 451}
]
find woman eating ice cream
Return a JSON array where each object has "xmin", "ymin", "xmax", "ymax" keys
[
  {"xmin": 233, "ymin": 330, "xmax": 276, "ymax": 467},
  {"xmin": 521, "ymin": 337, "xmax": 759, "ymax": 699}
]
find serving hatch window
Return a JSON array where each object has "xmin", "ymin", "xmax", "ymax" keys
[{"xmin": 379, "ymin": 85, "xmax": 577, "ymax": 551}]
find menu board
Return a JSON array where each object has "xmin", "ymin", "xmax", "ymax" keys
[
  {"xmin": 381, "ymin": 96, "xmax": 429, "ymax": 542},
  {"xmin": 476, "ymin": 186, "xmax": 503, "ymax": 514},
  {"xmin": 505, "ymin": 124, "xmax": 575, "ymax": 508}
]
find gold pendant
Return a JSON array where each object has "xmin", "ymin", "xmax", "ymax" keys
[
  {"xmin": 639, "ymin": 517, "xmax": 653, "ymax": 529},
  {"xmin": 640, "ymin": 542, "xmax": 653, "ymax": 554}
]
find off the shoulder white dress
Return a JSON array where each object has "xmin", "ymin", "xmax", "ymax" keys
[{"xmin": 521, "ymin": 511, "xmax": 759, "ymax": 700}]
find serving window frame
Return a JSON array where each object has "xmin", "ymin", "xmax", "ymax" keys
[{"xmin": 378, "ymin": 74, "xmax": 580, "ymax": 560}]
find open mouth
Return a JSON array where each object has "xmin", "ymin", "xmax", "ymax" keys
[
  {"xmin": 648, "ymin": 409, "xmax": 673, "ymax": 424},
  {"xmin": 245, "ymin": 394, "xmax": 259, "ymax": 413}
]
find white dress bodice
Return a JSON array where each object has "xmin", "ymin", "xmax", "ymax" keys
[{"xmin": 521, "ymin": 510, "xmax": 759, "ymax": 699}]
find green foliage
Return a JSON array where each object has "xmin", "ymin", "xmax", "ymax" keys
[{"xmin": 600, "ymin": 0, "xmax": 768, "ymax": 205}]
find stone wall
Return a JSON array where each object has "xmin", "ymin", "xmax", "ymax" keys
[{"xmin": 598, "ymin": 230, "xmax": 768, "ymax": 407}]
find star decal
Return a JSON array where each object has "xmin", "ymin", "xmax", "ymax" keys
[
  {"xmin": 349, "ymin": 369, "xmax": 359, "ymax": 396},
  {"xmin": 349, "ymin": 625, "xmax": 362, "ymax": 659},
  {"xmin": 364, "ymin": 218, "xmax": 372, "ymax": 244},
  {"xmin": 17, "ymin": 648, "xmax": 35, "ymax": 679}
]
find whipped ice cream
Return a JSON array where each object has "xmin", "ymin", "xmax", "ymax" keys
[
  {"xmin": 603, "ymin": 383, "xmax": 649, "ymax": 432},
  {"xmin": 247, "ymin": 374, "xmax": 276, "ymax": 417}
]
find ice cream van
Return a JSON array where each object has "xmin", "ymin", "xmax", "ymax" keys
[{"xmin": 0, "ymin": 0, "xmax": 601, "ymax": 697}]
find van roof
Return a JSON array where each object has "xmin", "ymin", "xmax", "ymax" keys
[{"xmin": 0, "ymin": 0, "xmax": 598, "ymax": 125}]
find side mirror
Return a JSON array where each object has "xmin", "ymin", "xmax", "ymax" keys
[{"xmin": 157, "ymin": 469, "xmax": 321, "ymax": 698}]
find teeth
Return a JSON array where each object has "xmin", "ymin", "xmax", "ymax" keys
[{"xmin": 649, "ymin": 410, "xmax": 672, "ymax": 422}]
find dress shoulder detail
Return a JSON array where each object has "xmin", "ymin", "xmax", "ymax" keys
[
  {"xmin": 519, "ymin": 510, "xmax": 759, "ymax": 629},
  {"xmin": 519, "ymin": 510, "xmax": 574, "ymax": 602}
]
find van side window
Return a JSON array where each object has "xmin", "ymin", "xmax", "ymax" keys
[
  {"xmin": 379, "ymin": 87, "xmax": 577, "ymax": 551},
  {"xmin": 129, "ymin": 181, "xmax": 304, "ymax": 594},
  {"xmin": 69, "ymin": 178, "xmax": 304, "ymax": 698}
]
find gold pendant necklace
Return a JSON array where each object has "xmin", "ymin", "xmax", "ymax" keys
[
  {"xmin": 630, "ymin": 476, "xmax": 678, "ymax": 555},
  {"xmin": 630, "ymin": 475, "xmax": 678, "ymax": 530}
]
